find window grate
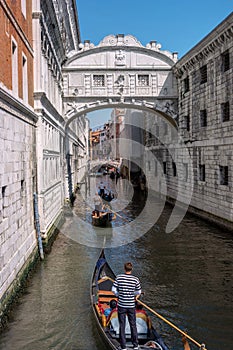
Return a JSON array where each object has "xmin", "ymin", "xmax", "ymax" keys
[
  {"xmin": 183, "ymin": 76, "xmax": 190, "ymax": 93},
  {"xmin": 200, "ymin": 109, "xmax": 207, "ymax": 127},
  {"xmin": 200, "ymin": 65, "xmax": 207, "ymax": 84},
  {"xmin": 221, "ymin": 101, "xmax": 230, "ymax": 122},
  {"xmin": 222, "ymin": 51, "xmax": 230, "ymax": 72},
  {"xmin": 93, "ymin": 75, "xmax": 105, "ymax": 87},
  {"xmin": 219, "ymin": 166, "xmax": 228, "ymax": 185},
  {"xmin": 138, "ymin": 75, "xmax": 149, "ymax": 86},
  {"xmin": 199, "ymin": 164, "xmax": 206, "ymax": 181}
]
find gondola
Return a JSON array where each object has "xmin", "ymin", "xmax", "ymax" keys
[
  {"xmin": 98, "ymin": 189, "xmax": 115, "ymax": 202},
  {"xmin": 92, "ymin": 211, "xmax": 116, "ymax": 227},
  {"xmin": 91, "ymin": 250, "xmax": 172, "ymax": 350}
]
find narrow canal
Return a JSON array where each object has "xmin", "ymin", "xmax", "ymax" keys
[{"xmin": 0, "ymin": 177, "xmax": 233, "ymax": 350}]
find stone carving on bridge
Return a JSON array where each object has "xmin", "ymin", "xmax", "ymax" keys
[
  {"xmin": 65, "ymin": 97, "xmax": 178, "ymax": 122},
  {"xmin": 115, "ymin": 75, "xmax": 125, "ymax": 101},
  {"xmin": 154, "ymin": 100, "xmax": 177, "ymax": 118},
  {"xmin": 98, "ymin": 34, "xmax": 143, "ymax": 47},
  {"xmin": 115, "ymin": 50, "xmax": 126, "ymax": 66}
]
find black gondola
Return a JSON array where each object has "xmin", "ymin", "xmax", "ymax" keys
[
  {"xmin": 91, "ymin": 250, "xmax": 172, "ymax": 350},
  {"xmin": 92, "ymin": 211, "xmax": 116, "ymax": 227},
  {"xmin": 98, "ymin": 189, "xmax": 115, "ymax": 202}
]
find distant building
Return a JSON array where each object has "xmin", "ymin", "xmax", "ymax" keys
[{"xmin": 90, "ymin": 121, "xmax": 111, "ymax": 160}]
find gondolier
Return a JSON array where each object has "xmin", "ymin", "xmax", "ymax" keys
[
  {"xmin": 91, "ymin": 250, "xmax": 201, "ymax": 350},
  {"xmin": 112, "ymin": 262, "xmax": 141, "ymax": 350}
]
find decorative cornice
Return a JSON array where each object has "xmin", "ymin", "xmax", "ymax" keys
[
  {"xmin": 75, "ymin": 34, "xmax": 178, "ymax": 63},
  {"xmin": 174, "ymin": 12, "xmax": 233, "ymax": 76}
]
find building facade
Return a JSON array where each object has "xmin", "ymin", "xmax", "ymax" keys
[
  {"xmin": 0, "ymin": 0, "xmax": 37, "ymax": 319},
  {"xmin": 0, "ymin": 0, "xmax": 88, "ymax": 324},
  {"xmin": 173, "ymin": 12, "xmax": 233, "ymax": 227},
  {"xmin": 145, "ymin": 12, "xmax": 233, "ymax": 229},
  {"xmin": 32, "ymin": 0, "xmax": 82, "ymax": 239}
]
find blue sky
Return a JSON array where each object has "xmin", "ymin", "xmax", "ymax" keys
[{"xmin": 76, "ymin": 1, "xmax": 232, "ymax": 128}]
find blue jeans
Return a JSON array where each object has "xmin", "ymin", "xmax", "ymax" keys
[{"xmin": 118, "ymin": 306, "xmax": 138, "ymax": 349}]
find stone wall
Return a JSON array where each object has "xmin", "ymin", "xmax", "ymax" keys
[
  {"xmin": 173, "ymin": 12, "xmax": 233, "ymax": 226},
  {"xmin": 0, "ymin": 86, "xmax": 38, "ymax": 313}
]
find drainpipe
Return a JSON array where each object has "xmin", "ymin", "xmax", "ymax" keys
[{"xmin": 33, "ymin": 193, "xmax": 44, "ymax": 260}]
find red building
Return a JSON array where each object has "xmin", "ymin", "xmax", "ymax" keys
[{"xmin": 0, "ymin": 0, "xmax": 33, "ymax": 106}]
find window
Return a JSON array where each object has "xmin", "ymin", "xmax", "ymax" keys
[
  {"xmin": 221, "ymin": 102, "xmax": 230, "ymax": 122},
  {"xmin": 154, "ymin": 161, "xmax": 158, "ymax": 176},
  {"xmin": 183, "ymin": 164, "xmax": 188, "ymax": 182},
  {"xmin": 200, "ymin": 109, "xmax": 207, "ymax": 127},
  {"xmin": 147, "ymin": 161, "xmax": 151, "ymax": 171},
  {"xmin": 222, "ymin": 51, "xmax": 230, "ymax": 72},
  {"xmin": 183, "ymin": 76, "xmax": 190, "ymax": 93},
  {"xmin": 199, "ymin": 164, "xmax": 205, "ymax": 182},
  {"xmin": 138, "ymin": 75, "xmax": 149, "ymax": 86},
  {"xmin": 93, "ymin": 75, "xmax": 105, "ymax": 87},
  {"xmin": 163, "ymin": 123, "xmax": 168, "ymax": 135},
  {"xmin": 219, "ymin": 166, "xmax": 228, "ymax": 185},
  {"xmin": 184, "ymin": 115, "xmax": 190, "ymax": 131},
  {"xmin": 12, "ymin": 38, "xmax": 18, "ymax": 95},
  {"xmin": 163, "ymin": 162, "xmax": 167, "ymax": 175},
  {"xmin": 22, "ymin": 54, "xmax": 28, "ymax": 103},
  {"xmin": 21, "ymin": 0, "xmax": 26, "ymax": 17},
  {"xmin": 20, "ymin": 180, "xmax": 25, "ymax": 206},
  {"xmin": 172, "ymin": 162, "xmax": 177, "ymax": 177},
  {"xmin": 1, "ymin": 186, "xmax": 7, "ymax": 219},
  {"xmin": 200, "ymin": 65, "xmax": 207, "ymax": 84}
]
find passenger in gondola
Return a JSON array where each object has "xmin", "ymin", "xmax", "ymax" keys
[
  {"xmin": 99, "ymin": 181, "xmax": 105, "ymax": 197},
  {"xmin": 104, "ymin": 190, "xmax": 114, "ymax": 202},
  {"xmin": 104, "ymin": 299, "xmax": 117, "ymax": 318},
  {"xmin": 93, "ymin": 192, "xmax": 103, "ymax": 217},
  {"xmin": 144, "ymin": 341, "xmax": 161, "ymax": 348}
]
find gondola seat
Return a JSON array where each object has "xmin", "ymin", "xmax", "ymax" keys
[{"xmin": 108, "ymin": 310, "xmax": 149, "ymax": 339}]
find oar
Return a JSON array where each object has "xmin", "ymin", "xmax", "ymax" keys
[
  {"xmin": 104, "ymin": 204, "xmax": 129, "ymax": 222},
  {"xmin": 136, "ymin": 299, "xmax": 207, "ymax": 350}
]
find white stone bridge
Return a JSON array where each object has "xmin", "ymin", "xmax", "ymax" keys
[{"xmin": 62, "ymin": 34, "xmax": 179, "ymax": 128}]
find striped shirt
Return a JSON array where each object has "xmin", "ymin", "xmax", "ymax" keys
[{"xmin": 112, "ymin": 273, "xmax": 141, "ymax": 308}]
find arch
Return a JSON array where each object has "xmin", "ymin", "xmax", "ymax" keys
[{"xmin": 64, "ymin": 99, "xmax": 178, "ymax": 130}]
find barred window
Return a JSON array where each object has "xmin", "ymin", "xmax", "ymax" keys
[
  {"xmin": 183, "ymin": 163, "xmax": 188, "ymax": 182},
  {"xmin": 138, "ymin": 75, "xmax": 149, "ymax": 86},
  {"xmin": 183, "ymin": 76, "xmax": 190, "ymax": 93},
  {"xmin": 222, "ymin": 51, "xmax": 230, "ymax": 72},
  {"xmin": 219, "ymin": 166, "xmax": 228, "ymax": 185},
  {"xmin": 199, "ymin": 164, "xmax": 205, "ymax": 182},
  {"xmin": 93, "ymin": 75, "xmax": 105, "ymax": 87},
  {"xmin": 163, "ymin": 162, "xmax": 167, "ymax": 175},
  {"xmin": 154, "ymin": 161, "xmax": 158, "ymax": 176},
  {"xmin": 200, "ymin": 109, "xmax": 207, "ymax": 127},
  {"xmin": 172, "ymin": 162, "xmax": 177, "ymax": 177},
  {"xmin": 200, "ymin": 65, "xmax": 207, "ymax": 84},
  {"xmin": 221, "ymin": 101, "xmax": 230, "ymax": 122},
  {"xmin": 147, "ymin": 161, "xmax": 151, "ymax": 171},
  {"xmin": 184, "ymin": 115, "xmax": 190, "ymax": 131}
]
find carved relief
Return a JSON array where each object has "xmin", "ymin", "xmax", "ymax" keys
[
  {"xmin": 115, "ymin": 50, "xmax": 126, "ymax": 66},
  {"xmin": 154, "ymin": 101, "xmax": 177, "ymax": 117}
]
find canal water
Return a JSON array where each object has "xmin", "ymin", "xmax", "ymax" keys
[{"xmin": 0, "ymin": 177, "xmax": 233, "ymax": 350}]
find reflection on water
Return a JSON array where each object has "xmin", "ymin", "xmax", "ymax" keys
[{"xmin": 0, "ymin": 178, "xmax": 233, "ymax": 350}]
